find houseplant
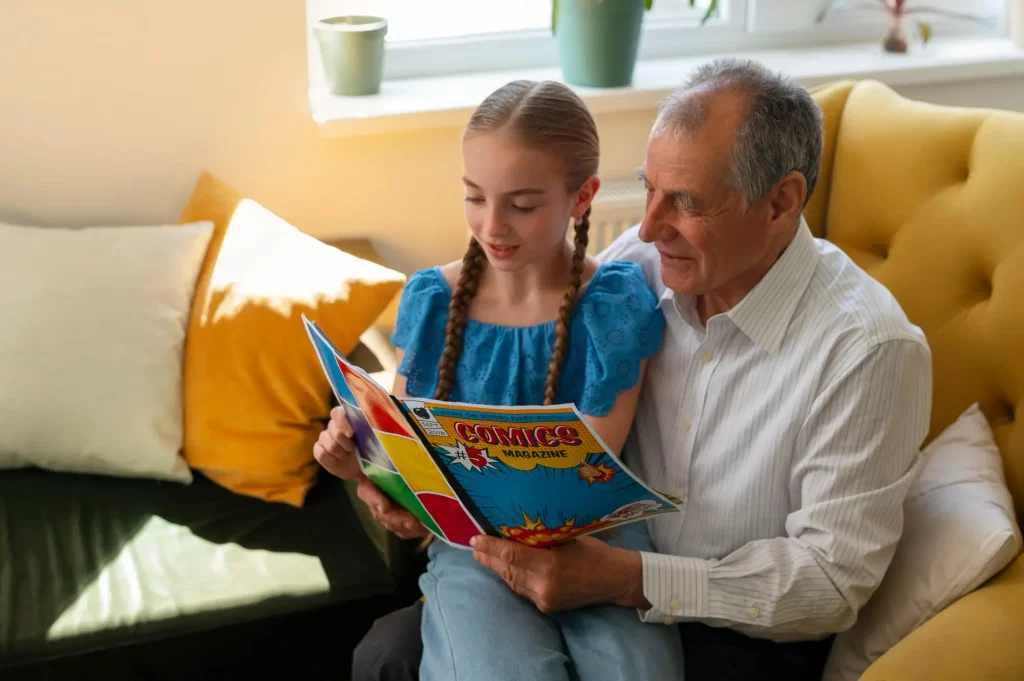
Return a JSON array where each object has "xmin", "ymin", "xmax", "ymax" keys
[
  {"xmin": 815, "ymin": 0, "xmax": 989, "ymax": 53},
  {"xmin": 552, "ymin": 0, "xmax": 717, "ymax": 88}
]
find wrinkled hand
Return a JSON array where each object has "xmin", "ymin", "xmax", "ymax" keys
[
  {"xmin": 471, "ymin": 535, "xmax": 647, "ymax": 613},
  {"xmin": 314, "ymin": 406, "xmax": 428, "ymax": 540}
]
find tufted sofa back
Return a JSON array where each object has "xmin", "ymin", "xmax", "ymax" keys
[{"xmin": 807, "ymin": 80, "xmax": 1024, "ymax": 519}]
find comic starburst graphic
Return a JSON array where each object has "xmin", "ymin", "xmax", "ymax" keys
[{"xmin": 438, "ymin": 441, "xmax": 500, "ymax": 472}]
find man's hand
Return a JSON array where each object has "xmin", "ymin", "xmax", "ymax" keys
[
  {"xmin": 356, "ymin": 476, "xmax": 428, "ymax": 540},
  {"xmin": 471, "ymin": 534, "xmax": 650, "ymax": 613}
]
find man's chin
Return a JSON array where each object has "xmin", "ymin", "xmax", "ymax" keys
[{"xmin": 660, "ymin": 265, "xmax": 702, "ymax": 296}]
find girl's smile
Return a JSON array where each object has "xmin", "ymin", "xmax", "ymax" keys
[{"xmin": 484, "ymin": 243, "xmax": 520, "ymax": 260}]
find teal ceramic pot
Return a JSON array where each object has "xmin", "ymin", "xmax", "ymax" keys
[
  {"xmin": 314, "ymin": 16, "xmax": 388, "ymax": 96},
  {"xmin": 556, "ymin": 0, "xmax": 645, "ymax": 88}
]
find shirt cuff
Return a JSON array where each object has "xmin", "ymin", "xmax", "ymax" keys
[{"xmin": 638, "ymin": 551, "xmax": 710, "ymax": 624}]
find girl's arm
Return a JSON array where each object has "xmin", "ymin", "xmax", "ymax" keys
[
  {"xmin": 581, "ymin": 359, "xmax": 649, "ymax": 455},
  {"xmin": 390, "ymin": 349, "xmax": 409, "ymax": 398}
]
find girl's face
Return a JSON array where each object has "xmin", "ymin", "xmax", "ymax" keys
[{"xmin": 462, "ymin": 130, "xmax": 595, "ymax": 271}]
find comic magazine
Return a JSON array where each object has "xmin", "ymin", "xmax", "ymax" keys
[{"xmin": 303, "ymin": 315, "xmax": 680, "ymax": 549}]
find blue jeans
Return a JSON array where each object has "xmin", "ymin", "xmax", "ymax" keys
[{"xmin": 418, "ymin": 521, "xmax": 686, "ymax": 681}]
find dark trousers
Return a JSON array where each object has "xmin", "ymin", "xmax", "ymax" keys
[{"xmin": 352, "ymin": 599, "xmax": 834, "ymax": 681}]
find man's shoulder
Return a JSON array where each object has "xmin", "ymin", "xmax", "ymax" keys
[
  {"xmin": 597, "ymin": 226, "xmax": 665, "ymax": 295},
  {"xmin": 806, "ymin": 239, "xmax": 929, "ymax": 354}
]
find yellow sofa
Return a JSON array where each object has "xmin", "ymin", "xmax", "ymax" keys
[{"xmin": 807, "ymin": 80, "xmax": 1024, "ymax": 681}]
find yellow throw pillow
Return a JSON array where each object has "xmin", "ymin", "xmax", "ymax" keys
[{"xmin": 179, "ymin": 172, "xmax": 406, "ymax": 506}]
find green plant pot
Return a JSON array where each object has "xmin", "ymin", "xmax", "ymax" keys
[
  {"xmin": 314, "ymin": 15, "xmax": 388, "ymax": 96},
  {"xmin": 556, "ymin": 0, "xmax": 645, "ymax": 88}
]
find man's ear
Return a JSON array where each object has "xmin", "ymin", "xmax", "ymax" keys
[
  {"xmin": 765, "ymin": 171, "xmax": 807, "ymax": 235},
  {"xmin": 572, "ymin": 176, "xmax": 601, "ymax": 220}
]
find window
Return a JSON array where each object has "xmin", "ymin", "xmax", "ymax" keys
[
  {"xmin": 307, "ymin": 0, "xmax": 723, "ymax": 43},
  {"xmin": 306, "ymin": 0, "xmax": 1007, "ymax": 83},
  {"xmin": 307, "ymin": 0, "xmax": 734, "ymax": 81}
]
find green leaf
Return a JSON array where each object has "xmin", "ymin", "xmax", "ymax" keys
[
  {"xmin": 552, "ymin": 0, "xmax": 559, "ymax": 35},
  {"xmin": 702, "ymin": 0, "xmax": 717, "ymax": 24},
  {"xmin": 644, "ymin": 0, "xmax": 654, "ymax": 10},
  {"xmin": 917, "ymin": 19, "xmax": 932, "ymax": 44},
  {"xmin": 688, "ymin": 0, "xmax": 716, "ymax": 24}
]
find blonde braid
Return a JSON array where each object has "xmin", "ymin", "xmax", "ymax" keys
[
  {"xmin": 418, "ymin": 238, "xmax": 486, "ymax": 551},
  {"xmin": 542, "ymin": 208, "xmax": 591, "ymax": 405},
  {"xmin": 434, "ymin": 238, "xmax": 487, "ymax": 402}
]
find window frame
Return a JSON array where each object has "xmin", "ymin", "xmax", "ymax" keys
[
  {"xmin": 307, "ymin": 0, "xmax": 1007, "ymax": 86},
  {"xmin": 375, "ymin": 1, "xmax": 747, "ymax": 81}
]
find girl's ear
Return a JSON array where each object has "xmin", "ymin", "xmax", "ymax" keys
[{"xmin": 571, "ymin": 176, "xmax": 601, "ymax": 220}]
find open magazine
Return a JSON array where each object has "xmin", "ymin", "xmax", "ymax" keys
[{"xmin": 303, "ymin": 315, "xmax": 680, "ymax": 549}]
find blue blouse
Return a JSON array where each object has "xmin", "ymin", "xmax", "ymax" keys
[{"xmin": 390, "ymin": 261, "xmax": 665, "ymax": 416}]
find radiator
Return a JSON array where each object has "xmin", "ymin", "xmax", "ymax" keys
[{"xmin": 587, "ymin": 177, "xmax": 647, "ymax": 255}]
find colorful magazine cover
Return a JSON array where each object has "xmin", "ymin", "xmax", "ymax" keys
[{"xmin": 303, "ymin": 314, "xmax": 680, "ymax": 549}]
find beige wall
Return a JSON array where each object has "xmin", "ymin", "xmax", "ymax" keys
[{"xmin": 2, "ymin": 0, "xmax": 1022, "ymax": 273}]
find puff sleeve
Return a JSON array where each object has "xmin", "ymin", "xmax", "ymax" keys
[
  {"xmin": 390, "ymin": 269, "xmax": 450, "ymax": 398},
  {"xmin": 573, "ymin": 261, "xmax": 665, "ymax": 416}
]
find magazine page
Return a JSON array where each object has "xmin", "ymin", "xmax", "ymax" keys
[
  {"xmin": 302, "ymin": 315, "xmax": 471, "ymax": 544},
  {"xmin": 397, "ymin": 398, "xmax": 680, "ymax": 549}
]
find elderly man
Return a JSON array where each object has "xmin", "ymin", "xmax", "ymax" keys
[{"xmin": 317, "ymin": 58, "xmax": 932, "ymax": 681}]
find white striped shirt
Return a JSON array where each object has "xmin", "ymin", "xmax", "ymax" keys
[{"xmin": 599, "ymin": 219, "xmax": 933, "ymax": 641}]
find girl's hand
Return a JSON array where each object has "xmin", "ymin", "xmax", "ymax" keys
[
  {"xmin": 356, "ymin": 476, "xmax": 429, "ymax": 540},
  {"xmin": 314, "ymin": 406, "xmax": 428, "ymax": 539},
  {"xmin": 313, "ymin": 406, "xmax": 362, "ymax": 480}
]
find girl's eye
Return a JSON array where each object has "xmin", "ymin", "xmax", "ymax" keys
[
  {"xmin": 512, "ymin": 205, "xmax": 537, "ymax": 214},
  {"xmin": 464, "ymin": 196, "xmax": 484, "ymax": 205}
]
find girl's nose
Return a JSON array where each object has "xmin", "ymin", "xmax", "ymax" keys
[{"xmin": 482, "ymin": 207, "xmax": 508, "ymax": 237}]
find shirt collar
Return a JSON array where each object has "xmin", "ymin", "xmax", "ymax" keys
[{"xmin": 657, "ymin": 218, "xmax": 820, "ymax": 354}]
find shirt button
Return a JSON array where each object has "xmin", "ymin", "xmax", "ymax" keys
[
  {"xmin": 669, "ymin": 599, "xmax": 682, "ymax": 610},
  {"xmin": 683, "ymin": 419, "xmax": 692, "ymax": 431},
  {"xmin": 747, "ymin": 607, "xmax": 760, "ymax": 619},
  {"xmin": 702, "ymin": 351, "xmax": 713, "ymax": 363},
  {"xmin": 664, "ymin": 617, "xmax": 675, "ymax": 625}
]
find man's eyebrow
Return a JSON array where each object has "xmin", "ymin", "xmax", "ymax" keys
[
  {"xmin": 462, "ymin": 178, "xmax": 545, "ymax": 197},
  {"xmin": 636, "ymin": 168, "xmax": 703, "ymax": 211},
  {"xmin": 667, "ymin": 189, "xmax": 702, "ymax": 212}
]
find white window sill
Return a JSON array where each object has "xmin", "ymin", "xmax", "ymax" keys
[{"xmin": 311, "ymin": 37, "xmax": 1024, "ymax": 138}]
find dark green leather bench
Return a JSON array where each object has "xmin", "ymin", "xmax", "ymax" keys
[{"xmin": 0, "ymin": 343, "xmax": 419, "ymax": 680}]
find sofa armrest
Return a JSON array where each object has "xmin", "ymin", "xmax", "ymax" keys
[{"xmin": 861, "ymin": 553, "xmax": 1024, "ymax": 681}]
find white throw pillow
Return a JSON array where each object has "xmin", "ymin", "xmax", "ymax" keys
[
  {"xmin": 823, "ymin": 403, "xmax": 1022, "ymax": 681},
  {"xmin": 0, "ymin": 221, "xmax": 214, "ymax": 482}
]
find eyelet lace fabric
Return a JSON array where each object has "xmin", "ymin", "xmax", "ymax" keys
[{"xmin": 390, "ymin": 261, "xmax": 664, "ymax": 416}]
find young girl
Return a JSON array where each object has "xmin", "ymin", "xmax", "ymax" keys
[{"xmin": 327, "ymin": 80, "xmax": 685, "ymax": 680}]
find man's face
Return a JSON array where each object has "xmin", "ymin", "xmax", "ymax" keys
[{"xmin": 638, "ymin": 95, "xmax": 773, "ymax": 298}]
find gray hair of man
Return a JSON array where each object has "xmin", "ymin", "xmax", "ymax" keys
[{"xmin": 652, "ymin": 58, "xmax": 823, "ymax": 211}]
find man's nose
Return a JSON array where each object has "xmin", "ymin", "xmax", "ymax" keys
[{"xmin": 639, "ymin": 194, "xmax": 671, "ymax": 243}]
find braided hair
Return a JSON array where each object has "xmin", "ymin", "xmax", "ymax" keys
[
  {"xmin": 433, "ymin": 80, "xmax": 600, "ymax": 405},
  {"xmin": 434, "ymin": 238, "xmax": 487, "ymax": 402},
  {"xmin": 542, "ymin": 208, "xmax": 590, "ymax": 405}
]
